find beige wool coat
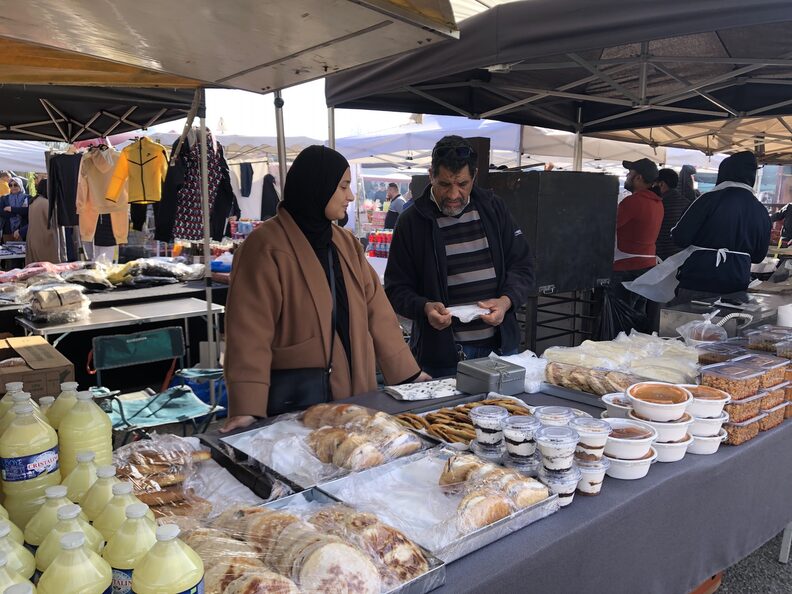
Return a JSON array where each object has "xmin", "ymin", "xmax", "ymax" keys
[{"xmin": 224, "ymin": 208, "xmax": 420, "ymax": 417}]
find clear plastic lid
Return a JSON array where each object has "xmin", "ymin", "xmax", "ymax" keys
[
  {"xmin": 0, "ymin": 521, "xmax": 10, "ymax": 538},
  {"xmin": 39, "ymin": 396, "xmax": 55, "ymax": 405},
  {"xmin": 500, "ymin": 414, "xmax": 541, "ymax": 432},
  {"xmin": 96, "ymin": 465, "xmax": 116, "ymax": 479},
  {"xmin": 76, "ymin": 451, "xmax": 96, "ymax": 463},
  {"xmin": 5, "ymin": 583, "xmax": 34, "ymax": 594},
  {"xmin": 125, "ymin": 503, "xmax": 149, "ymax": 519},
  {"xmin": 538, "ymin": 465, "xmax": 582, "ymax": 485},
  {"xmin": 112, "ymin": 482, "xmax": 133, "ymax": 496},
  {"xmin": 57, "ymin": 504, "xmax": 81, "ymax": 520},
  {"xmin": 60, "ymin": 382, "xmax": 79, "ymax": 391},
  {"xmin": 696, "ymin": 342, "xmax": 747, "ymax": 357},
  {"xmin": 534, "ymin": 425, "xmax": 579, "ymax": 446},
  {"xmin": 576, "ymin": 457, "xmax": 611, "ymax": 472},
  {"xmin": 534, "ymin": 406, "xmax": 575, "ymax": 424},
  {"xmin": 468, "ymin": 405, "xmax": 509, "ymax": 421},
  {"xmin": 76, "ymin": 391, "xmax": 94, "ymax": 401},
  {"xmin": 731, "ymin": 354, "xmax": 789, "ymax": 370},
  {"xmin": 602, "ymin": 393, "xmax": 631, "ymax": 408},
  {"xmin": 11, "ymin": 403, "xmax": 33, "ymax": 415},
  {"xmin": 762, "ymin": 402, "xmax": 788, "ymax": 414},
  {"xmin": 156, "ymin": 524, "xmax": 180, "ymax": 541},
  {"xmin": 503, "ymin": 454, "xmax": 541, "ymax": 473},
  {"xmin": 568, "ymin": 417, "xmax": 612, "ymax": 436},
  {"xmin": 60, "ymin": 532, "xmax": 85, "ymax": 550},
  {"xmin": 724, "ymin": 413, "xmax": 767, "ymax": 427},
  {"xmin": 45, "ymin": 485, "xmax": 68, "ymax": 499},
  {"xmin": 766, "ymin": 380, "xmax": 791, "ymax": 392},
  {"xmin": 4, "ymin": 382, "xmax": 23, "ymax": 392},
  {"xmin": 700, "ymin": 363, "xmax": 764, "ymax": 380},
  {"xmin": 725, "ymin": 392, "xmax": 765, "ymax": 405}
]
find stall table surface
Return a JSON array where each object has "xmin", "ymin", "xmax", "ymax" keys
[{"xmin": 340, "ymin": 389, "xmax": 792, "ymax": 594}]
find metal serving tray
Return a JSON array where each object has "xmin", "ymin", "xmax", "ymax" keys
[
  {"xmin": 318, "ymin": 447, "xmax": 559, "ymax": 563},
  {"xmin": 541, "ymin": 382, "xmax": 607, "ymax": 410},
  {"xmin": 265, "ymin": 488, "xmax": 446, "ymax": 594}
]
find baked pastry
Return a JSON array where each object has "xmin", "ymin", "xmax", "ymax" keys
[
  {"xmin": 302, "ymin": 403, "xmax": 334, "ymax": 428},
  {"xmin": 379, "ymin": 430, "xmax": 422, "ymax": 459},
  {"xmin": 307, "ymin": 427, "xmax": 349, "ymax": 463},
  {"xmin": 296, "ymin": 540, "xmax": 381, "ymax": 594},
  {"xmin": 266, "ymin": 522, "xmax": 327, "ymax": 576},
  {"xmin": 332, "ymin": 434, "xmax": 385, "ymax": 470},
  {"xmin": 319, "ymin": 403, "xmax": 372, "ymax": 428},
  {"xmin": 456, "ymin": 489, "xmax": 513, "ymax": 533},
  {"xmin": 224, "ymin": 572, "xmax": 301, "ymax": 594},
  {"xmin": 439, "ymin": 454, "xmax": 484, "ymax": 493},
  {"xmin": 150, "ymin": 495, "xmax": 212, "ymax": 520},
  {"xmin": 246, "ymin": 510, "xmax": 303, "ymax": 558},
  {"xmin": 504, "ymin": 478, "xmax": 550, "ymax": 508},
  {"xmin": 189, "ymin": 534, "xmax": 260, "ymax": 561},
  {"xmin": 205, "ymin": 556, "xmax": 266, "ymax": 594},
  {"xmin": 214, "ymin": 505, "xmax": 274, "ymax": 535}
]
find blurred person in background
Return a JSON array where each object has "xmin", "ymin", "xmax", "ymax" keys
[
  {"xmin": 0, "ymin": 177, "xmax": 29, "ymax": 242},
  {"xmin": 655, "ymin": 168, "xmax": 693, "ymax": 261},
  {"xmin": 24, "ymin": 179, "xmax": 59, "ymax": 264}
]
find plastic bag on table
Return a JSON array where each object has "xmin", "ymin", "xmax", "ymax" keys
[
  {"xmin": 488, "ymin": 349, "xmax": 546, "ymax": 393},
  {"xmin": 0, "ymin": 283, "xmax": 28, "ymax": 304},
  {"xmin": 542, "ymin": 345, "xmax": 622, "ymax": 371},
  {"xmin": 23, "ymin": 272, "xmax": 64, "ymax": 287},
  {"xmin": 21, "ymin": 282, "xmax": 89, "ymax": 323},
  {"xmin": 61, "ymin": 268, "xmax": 114, "ymax": 291},
  {"xmin": 594, "ymin": 288, "xmax": 648, "ymax": 341},
  {"xmin": 676, "ymin": 310, "xmax": 728, "ymax": 346}
]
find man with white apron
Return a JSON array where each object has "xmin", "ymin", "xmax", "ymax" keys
[{"xmin": 624, "ymin": 151, "xmax": 771, "ymax": 306}]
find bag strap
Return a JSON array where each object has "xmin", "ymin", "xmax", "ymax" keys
[{"xmin": 327, "ymin": 248, "xmax": 336, "ymax": 375}]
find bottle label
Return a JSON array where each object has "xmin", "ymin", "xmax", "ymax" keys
[
  {"xmin": 0, "ymin": 445, "xmax": 59, "ymax": 482},
  {"xmin": 112, "ymin": 568, "xmax": 133, "ymax": 593}
]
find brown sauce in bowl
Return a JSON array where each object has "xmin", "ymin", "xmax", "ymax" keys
[{"xmin": 631, "ymin": 384, "xmax": 688, "ymax": 405}]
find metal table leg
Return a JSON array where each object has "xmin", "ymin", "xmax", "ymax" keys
[{"xmin": 780, "ymin": 522, "xmax": 792, "ymax": 563}]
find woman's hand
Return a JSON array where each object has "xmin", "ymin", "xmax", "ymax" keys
[
  {"xmin": 3, "ymin": 206, "xmax": 10, "ymax": 213},
  {"xmin": 11, "ymin": 230, "xmax": 19, "ymax": 241},
  {"xmin": 219, "ymin": 415, "xmax": 257, "ymax": 433}
]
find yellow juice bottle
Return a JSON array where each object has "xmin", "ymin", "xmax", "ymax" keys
[
  {"xmin": 0, "ymin": 551, "xmax": 33, "ymax": 593},
  {"xmin": 93, "ymin": 483, "xmax": 155, "ymax": 542},
  {"xmin": 0, "ymin": 384, "xmax": 24, "ymax": 419},
  {"xmin": 37, "ymin": 398, "xmax": 54, "ymax": 421},
  {"xmin": 58, "ymin": 393, "xmax": 112, "ymax": 477},
  {"xmin": 3, "ymin": 583, "xmax": 36, "ymax": 594},
  {"xmin": 35, "ymin": 505, "xmax": 103, "ymax": 574},
  {"xmin": 131, "ymin": 525, "xmax": 204, "ymax": 594},
  {"xmin": 81, "ymin": 466, "xmax": 119, "ymax": 522},
  {"xmin": 37, "ymin": 532, "xmax": 111, "ymax": 594},
  {"xmin": 24, "ymin": 486, "xmax": 86, "ymax": 551},
  {"xmin": 61, "ymin": 451, "xmax": 98, "ymax": 504},
  {"xmin": 102, "ymin": 504, "xmax": 156, "ymax": 594},
  {"xmin": 0, "ymin": 404, "xmax": 61, "ymax": 529},
  {"xmin": 45, "ymin": 383, "xmax": 79, "ymax": 431},
  {"xmin": 0, "ymin": 396, "xmax": 46, "ymax": 437},
  {"xmin": 0, "ymin": 523, "xmax": 34, "ymax": 580}
]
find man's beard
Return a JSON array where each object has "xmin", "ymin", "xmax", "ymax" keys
[
  {"xmin": 624, "ymin": 180, "xmax": 633, "ymax": 192},
  {"xmin": 440, "ymin": 197, "xmax": 469, "ymax": 217}
]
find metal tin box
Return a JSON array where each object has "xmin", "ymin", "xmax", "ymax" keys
[{"xmin": 456, "ymin": 357, "xmax": 525, "ymax": 395}]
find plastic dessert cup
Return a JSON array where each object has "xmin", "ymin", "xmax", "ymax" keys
[
  {"xmin": 534, "ymin": 426, "xmax": 579, "ymax": 471},
  {"xmin": 568, "ymin": 417, "xmax": 612, "ymax": 462},
  {"xmin": 500, "ymin": 415, "xmax": 541, "ymax": 459},
  {"xmin": 468, "ymin": 405, "xmax": 509, "ymax": 446},
  {"xmin": 538, "ymin": 465, "xmax": 582, "ymax": 507},
  {"xmin": 576, "ymin": 458, "xmax": 610, "ymax": 495}
]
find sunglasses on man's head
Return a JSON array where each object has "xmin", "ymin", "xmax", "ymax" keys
[{"xmin": 432, "ymin": 145, "xmax": 477, "ymax": 160}]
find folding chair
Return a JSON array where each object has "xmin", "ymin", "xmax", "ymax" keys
[{"xmin": 90, "ymin": 326, "xmax": 223, "ymax": 443}]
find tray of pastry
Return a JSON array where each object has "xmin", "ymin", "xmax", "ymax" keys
[
  {"xmin": 318, "ymin": 447, "xmax": 559, "ymax": 563},
  {"xmin": 213, "ymin": 403, "xmax": 437, "ymax": 493}
]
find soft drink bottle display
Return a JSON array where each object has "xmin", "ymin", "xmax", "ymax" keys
[
  {"xmin": 45, "ymin": 383, "xmax": 79, "ymax": 431},
  {"xmin": 0, "ymin": 523, "xmax": 33, "ymax": 580},
  {"xmin": 24, "ymin": 486, "xmax": 86, "ymax": 551},
  {"xmin": 0, "ymin": 384, "xmax": 23, "ymax": 419},
  {"xmin": 0, "ymin": 404, "xmax": 61, "ymax": 529},
  {"xmin": 35, "ymin": 505, "xmax": 103, "ymax": 573},
  {"xmin": 57, "ymin": 392, "xmax": 112, "ymax": 477},
  {"xmin": 81, "ymin": 466, "xmax": 119, "ymax": 522},
  {"xmin": 61, "ymin": 451, "xmax": 98, "ymax": 504},
  {"xmin": 102, "ymin": 504, "xmax": 157, "ymax": 594},
  {"xmin": 37, "ymin": 532, "xmax": 111, "ymax": 594},
  {"xmin": 0, "ymin": 551, "xmax": 31, "ymax": 594},
  {"xmin": 93, "ymin": 483, "xmax": 154, "ymax": 542},
  {"xmin": 131, "ymin": 525, "xmax": 204, "ymax": 594}
]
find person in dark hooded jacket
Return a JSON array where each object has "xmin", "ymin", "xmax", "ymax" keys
[{"xmin": 671, "ymin": 151, "xmax": 770, "ymax": 297}]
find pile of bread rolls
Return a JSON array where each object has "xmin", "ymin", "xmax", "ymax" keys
[
  {"xmin": 303, "ymin": 403, "xmax": 423, "ymax": 471},
  {"xmin": 545, "ymin": 362, "xmax": 643, "ymax": 396},
  {"xmin": 439, "ymin": 453, "xmax": 550, "ymax": 533}
]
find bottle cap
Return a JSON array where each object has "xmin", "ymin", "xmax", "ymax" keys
[
  {"xmin": 4, "ymin": 382, "xmax": 23, "ymax": 392},
  {"xmin": 11, "ymin": 403, "xmax": 33, "ymax": 415},
  {"xmin": 39, "ymin": 396, "xmax": 55, "ymax": 406},
  {"xmin": 60, "ymin": 382, "xmax": 79, "ymax": 391},
  {"xmin": 96, "ymin": 465, "xmax": 116, "ymax": 479},
  {"xmin": 112, "ymin": 482, "xmax": 133, "ymax": 496},
  {"xmin": 76, "ymin": 391, "xmax": 94, "ymax": 401},
  {"xmin": 125, "ymin": 503, "xmax": 149, "ymax": 519},
  {"xmin": 0, "ymin": 522, "xmax": 10, "ymax": 538},
  {"xmin": 57, "ymin": 504, "xmax": 81, "ymax": 521},
  {"xmin": 60, "ymin": 531, "xmax": 85, "ymax": 550},
  {"xmin": 10, "ymin": 393, "xmax": 30, "ymax": 403},
  {"xmin": 156, "ymin": 524, "xmax": 180, "ymax": 541},
  {"xmin": 45, "ymin": 485, "xmax": 68, "ymax": 499},
  {"xmin": 76, "ymin": 451, "xmax": 96, "ymax": 463}
]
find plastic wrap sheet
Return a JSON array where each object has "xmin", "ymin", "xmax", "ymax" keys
[
  {"xmin": 320, "ymin": 448, "xmax": 559, "ymax": 563},
  {"xmin": 221, "ymin": 405, "xmax": 427, "ymax": 489},
  {"xmin": 0, "ymin": 282, "xmax": 28, "ymax": 304},
  {"xmin": 21, "ymin": 282, "xmax": 89, "ymax": 323},
  {"xmin": 488, "ymin": 350, "xmax": 546, "ymax": 393},
  {"xmin": 61, "ymin": 268, "xmax": 115, "ymax": 291},
  {"xmin": 106, "ymin": 257, "xmax": 205, "ymax": 286}
]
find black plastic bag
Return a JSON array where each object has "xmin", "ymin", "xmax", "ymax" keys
[{"xmin": 594, "ymin": 287, "xmax": 649, "ymax": 340}]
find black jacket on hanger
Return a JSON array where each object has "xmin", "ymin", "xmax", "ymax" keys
[
  {"xmin": 155, "ymin": 139, "xmax": 187, "ymax": 242},
  {"xmin": 239, "ymin": 163, "xmax": 253, "ymax": 197},
  {"xmin": 48, "ymin": 153, "xmax": 82, "ymax": 227},
  {"xmin": 211, "ymin": 148, "xmax": 241, "ymax": 240}
]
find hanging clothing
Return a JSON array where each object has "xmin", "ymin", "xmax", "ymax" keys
[
  {"xmin": 48, "ymin": 153, "xmax": 82, "ymax": 227},
  {"xmin": 261, "ymin": 174, "xmax": 279, "ymax": 219},
  {"xmin": 172, "ymin": 131, "xmax": 224, "ymax": 241},
  {"xmin": 239, "ymin": 163, "xmax": 253, "ymax": 197},
  {"xmin": 25, "ymin": 196, "xmax": 59, "ymax": 265},
  {"xmin": 76, "ymin": 147, "xmax": 129, "ymax": 244},
  {"xmin": 210, "ymin": 149, "xmax": 241, "ymax": 241},
  {"xmin": 107, "ymin": 137, "xmax": 168, "ymax": 205},
  {"xmin": 154, "ymin": 139, "xmax": 186, "ymax": 241}
]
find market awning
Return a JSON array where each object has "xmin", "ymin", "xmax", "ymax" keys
[{"xmin": 325, "ymin": 0, "xmax": 792, "ymax": 140}]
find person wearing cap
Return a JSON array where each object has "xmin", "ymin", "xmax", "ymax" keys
[{"xmin": 654, "ymin": 168, "xmax": 693, "ymax": 261}]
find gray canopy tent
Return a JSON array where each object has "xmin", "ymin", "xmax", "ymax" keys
[{"xmin": 326, "ymin": 0, "xmax": 792, "ymax": 166}]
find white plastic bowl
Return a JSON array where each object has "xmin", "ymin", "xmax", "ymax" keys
[
  {"xmin": 688, "ymin": 429, "xmax": 727, "ymax": 455},
  {"xmin": 690, "ymin": 411, "xmax": 729, "ymax": 437},
  {"xmin": 601, "ymin": 393, "xmax": 632, "ymax": 419},
  {"xmin": 626, "ymin": 382, "xmax": 693, "ymax": 423},
  {"xmin": 604, "ymin": 447, "xmax": 657, "ymax": 480},
  {"xmin": 680, "ymin": 384, "xmax": 731, "ymax": 419},
  {"xmin": 653, "ymin": 434, "xmax": 693, "ymax": 463},
  {"xmin": 602, "ymin": 418, "xmax": 657, "ymax": 460},
  {"xmin": 627, "ymin": 411, "xmax": 693, "ymax": 443}
]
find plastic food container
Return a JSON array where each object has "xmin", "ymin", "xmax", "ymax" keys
[
  {"xmin": 688, "ymin": 429, "xmax": 727, "ymax": 455},
  {"xmin": 503, "ymin": 454, "xmax": 541, "ymax": 477},
  {"xmin": 731, "ymin": 354, "xmax": 789, "ymax": 388},
  {"xmin": 538, "ymin": 465, "xmax": 582, "ymax": 507},
  {"xmin": 534, "ymin": 426, "xmax": 579, "ymax": 471},
  {"xmin": 576, "ymin": 458, "xmax": 610, "ymax": 495},
  {"xmin": 468, "ymin": 405, "xmax": 509, "ymax": 446},
  {"xmin": 534, "ymin": 406, "xmax": 575, "ymax": 427},
  {"xmin": 625, "ymin": 382, "xmax": 692, "ymax": 422},
  {"xmin": 700, "ymin": 363, "xmax": 764, "ymax": 399},
  {"xmin": 746, "ymin": 327, "xmax": 792, "ymax": 352},
  {"xmin": 723, "ymin": 392, "xmax": 763, "ymax": 423},
  {"xmin": 604, "ymin": 447, "xmax": 657, "ymax": 480},
  {"xmin": 627, "ymin": 411, "xmax": 693, "ymax": 443},
  {"xmin": 724, "ymin": 414, "xmax": 766, "ymax": 445},
  {"xmin": 696, "ymin": 342, "xmax": 747, "ymax": 365},
  {"xmin": 501, "ymin": 415, "xmax": 541, "ymax": 459},
  {"xmin": 568, "ymin": 417, "xmax": 612, "ymax": 463},
  {"xmin": 759, "ymin": 402, "xmax": 787, "ymax": 431},
  {"xmin": 758, "ymin": 382, "xmax": 788, "ymax": 410},
  {"xmin": 786, "ymin": 402, "xmax": 792, "ymax": 419},
  {"xmin": 681, "ymin": 385, "xmax": 731, "ymax": 419},
  {"xmin": 775, "ymin": 339, "xmax": 792, "ymax": 359},
  {"xmin": 690, "ymin": 411, "xmax": 729, "ymax": 437},
  {"xmin": 600, "ymin": 393, "xmax": 631, "ymax": 419},
  {"xmin": 653, "ymin": 434, "xmax": 692, "ymax": 463},
  {"xmin": 602, "ymin": 418, "xmax": 656, "ymax": 460}
]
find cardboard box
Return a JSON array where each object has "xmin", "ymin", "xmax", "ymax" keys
[{"xmin": 0, "ymin": 336, "xmax": 74, "ymax": 400}]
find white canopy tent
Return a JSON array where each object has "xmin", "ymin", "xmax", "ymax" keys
[{"xmin": 0, "ymin": 140, "xmax": 48, "ymax": 173}]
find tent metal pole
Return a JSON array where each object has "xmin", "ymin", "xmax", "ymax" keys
[
  {"xmin": 199, "ymin": 91, "xmax": 217, "ymax": 392},
  {"xmin": 517, "ymin": 125, "xmax": 523, "ymax": 168},
  {"xmin": 274, "ymin": 91, "xmax": 287, "ymax": 193},
  {"xmin": 328, "ymin": 107, "xmax": 336, "ymax": 149},
  {"xmin": 573, "ymin": 106, "xmax": 583, "ymax": 171}
]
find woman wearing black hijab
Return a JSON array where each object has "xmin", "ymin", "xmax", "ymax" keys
[
  {"xmin": 223, "ymin": 146, "xmax": 427, "ymax": 431},
  {"xmin": 260, "ymin": 173, "xmax": 280, "ymax": 219}
]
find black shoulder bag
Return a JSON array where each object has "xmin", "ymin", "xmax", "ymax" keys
[{"xmin": 267, "ymin": 249, "xmax": 336, "ymax": 416}]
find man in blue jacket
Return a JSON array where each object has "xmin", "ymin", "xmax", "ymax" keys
[
  {"xmin": 671, "ymin": 151, "xmax": 770, "ymax": 301},
  {"xmin": 385, "ymin": 136, "xmax": 533, "ymax": 377}
]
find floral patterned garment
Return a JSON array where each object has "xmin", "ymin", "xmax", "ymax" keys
[{"xmin": 172, "ymin": 131, "xmax": 224, "ymax": 241}]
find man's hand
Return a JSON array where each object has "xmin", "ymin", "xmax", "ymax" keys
[
  {"xmin": 424, "ymin": 301, "xmax": 452, "ymax": 330},
  {"xmin": 478, "ymin": 296, "xmax": 512, "ymax": 327},
  {"xmin": 3, "ymin": 207, "xmax": 10, "ymax": 213},
  {"xmin": 11, "ymin": 230, "xmax": 19, "ymax": 241},
  {"xmin": 220, "ymin": 415, "xmax": 257, "ymax": 433},
  {"xmin": 415, "ymin": 371, "xmax": 432, "ymax": 382}
]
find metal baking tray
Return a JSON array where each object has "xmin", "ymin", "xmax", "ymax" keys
[
  {"xmin": 318, "ymin": 447, "xmax": 559, "ymax": 563},
  {"xmin": 265, "ymin": 488, "xmax": 446, "ymax": 594},
  {"xmin": 541, "ymin": 382, "xmax": 607, "ymax": 410}
]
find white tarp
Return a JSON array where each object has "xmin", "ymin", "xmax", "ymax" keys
[{"xmin": 0, "ymin": 140, "xmax": 48, "ymax": 172}]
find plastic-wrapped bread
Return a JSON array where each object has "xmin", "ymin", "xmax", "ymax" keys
[
  {"xmin": 224, "ymin": 571, "xmax": 301, "ymax": 594},
  {"xmin": 205, "ymin": 557, "xmax": 267, "ymax": 594},
  {"xmin": 456, "ymin": 489, "xmax": 513, "ymax": 533}
]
